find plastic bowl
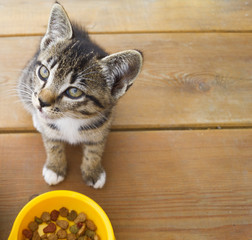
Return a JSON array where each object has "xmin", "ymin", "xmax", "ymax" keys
[{"xmin": 8, "ymin": 190, "xmax": 115, "ymax": 240}]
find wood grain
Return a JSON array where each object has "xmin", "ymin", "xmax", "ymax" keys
[
  {"xmin": 1, "ymin": 130, "xmax": 252, "ymax": 239},
  {"xmin": 1, "ymin": 33, "xmax": 252, "ymax": 131},
  {"xmin": 1, "ymin": 0, "xmax": 252, "ymax": 36}
]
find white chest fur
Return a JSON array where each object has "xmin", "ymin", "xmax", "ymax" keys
[
  {"xmin": 53, "ymin": 117, "xmax": 88, "ymax": 144},
  {"xmin": 33, "ymin": 112, "xmax": 103, "ymax": 144}
]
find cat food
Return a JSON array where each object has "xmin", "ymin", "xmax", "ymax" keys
[
  {"xmin": 74, "ymin": 213, "xmax": 86, "ymax": 224},
  {"xmin": 35, "ymin": 217, "xmax": 43, "ymax": 225},
  {"xmin": 67, "ymin": 210, "xmax": 77, "ymax": 221},
  {"xmin": 41, "ymin": 212, "xmax": 51, "ymax": 223},
  {"xmin": 43, "ymin": 222, "xmax": 57, "ymax": 233},
  {"xmin": 66, "ymin": 233, "xmax": 76, "ymax": 240},
  {"xmin": 57, "ymin": 229, "xmax": 67, "ymax": 238},
  {"xmin": 56, "ymin": 220, "xmax": 69, "ymax": 230},
  {"xmin": 28, "ymin": 221, "xmax": 38, "ymax": 232},
  {"xmin": 32, "ymin": 231, "xmax": 41, "ymax": 240},
  {"xmin": 48, "ymin": 234, "xmax": 57, "ymax": 240},
  {"xmin": 50, "ymin": 210, "xmax": 60, "ymax": 221},
  {"xmin": 22, "ymin": 229, "xmax": 33, "ymax": 239},
  {"xmin": 59, "ymin": 207, "xmax": 69, "ymax": 217},
  {"xmin": 22, "ymin": 207, "xmax": 100, "ymax": 240},
  {"xmin": 85, "ymin": 220, "xmax": 96, "ymax": 231},
  {"xmin": 69, "ymin": 225, "xmax": 79, "ymax": 234}
]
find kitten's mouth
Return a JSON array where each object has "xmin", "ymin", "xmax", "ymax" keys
[
  {"xmin": 37, "ymin": 107, "xmax": 51, "ymax": 119},
  {"xmin": 38, "ymin": 108, "xmax": 46, "ymax": 117},
  {"xmin": 37, "ymin": 107, "xmax": 61, "ymax": 120}
]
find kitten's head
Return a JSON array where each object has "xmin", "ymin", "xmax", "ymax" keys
[{"xmin": 30, "ymin": 3, "xmax": 142, "ymax": 119}]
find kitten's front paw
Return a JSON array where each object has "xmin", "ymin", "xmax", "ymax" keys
[
  {"xmin": 82, "ymin": 170, "xmax": 106, "ymax": 189},
  {"xmin": 42, "ymin": 166, "xmax": 65, "ymax": 185}
]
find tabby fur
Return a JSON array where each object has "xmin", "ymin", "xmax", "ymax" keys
[{"xmin": 18, "ymin": 3, "xmax": 143, "ymax": 188}]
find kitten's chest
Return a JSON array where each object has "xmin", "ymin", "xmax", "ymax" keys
[
  {"xmin": 45, "ymin": 117, "xmax": 88, "ymax": 144},
  {"xmin": 33, "ymin": 113, "xmax": 104, "ymax": 144}
]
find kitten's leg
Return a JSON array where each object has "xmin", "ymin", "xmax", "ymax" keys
[
  {"xmin": 81, "ymin": 142, "xmax": 106, "ymax": 189},
  {"xmin": 42, "ymin": 136, "xmax": 67, "ymax": 185}
]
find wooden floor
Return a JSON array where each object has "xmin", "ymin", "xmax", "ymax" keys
[{"xmin": 1, "ymin": 1, "xmax": 252, "ymax": 239}]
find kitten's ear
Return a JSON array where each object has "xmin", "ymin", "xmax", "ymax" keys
[
  {"xmin": 40, "ymin": 3, "xmax": 73, "ymax": 50},
  {"xmin": 101, "ymin": 50, "xmax": 143, "ymax": 100}
]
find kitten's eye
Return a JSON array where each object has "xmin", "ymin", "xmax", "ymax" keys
[
  {"xmin": 38, "ymin": 65, "xmax": 49, "ymax": 81},
  {"xmin": 66, "ymin": 87, "xmax": 84, "ymax": 99}
]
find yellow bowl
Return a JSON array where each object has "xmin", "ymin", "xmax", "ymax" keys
[{"xmin": 8, "ymin": 190, "xmax": 115, "ymax": 240}]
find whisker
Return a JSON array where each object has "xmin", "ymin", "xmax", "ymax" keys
[
  {"xmin": 12, "ymin": 99, "xmax": 33, "ymax": 107},
  {"xmin": 17, "ymin": 90, "xmax": 33, "ymax": 96},
  {"xmin": 64, "ymin": 112, "xmax": 79, "ymax": 119},
  {"xmin": 16, "ymin": 88, "xmax": 33, "ymax": 93},
  {"xmin": 93, "ymin": 108, "xmax": 109, "ymax": 120},
  {"xmin": 13, "ymin": 94, "xmax": 32, "ymax": 100},
  {"xmin": 18, "ymin": 82, "xmax": 34, "ymax": 91}
]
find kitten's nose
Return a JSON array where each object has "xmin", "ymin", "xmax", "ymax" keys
[
  {"xmin": 38, "ymin": 89, "xmax": 55, "ymax": 108},
  {"xmin": 39, "ymin": 98, "xmax": 51, "ymax": 108}
]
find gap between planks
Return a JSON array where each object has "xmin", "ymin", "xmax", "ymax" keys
[
  {"xmin": 2, "ymin": 30, "xmax": 252, "ymax": 38},
  {"xmin": 1, "ymin": 126, "xmax": 252, "ymax": 135}
]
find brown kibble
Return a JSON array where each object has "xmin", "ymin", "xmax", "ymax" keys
[
  {"xmin": 67, "ymin": 210, "xmax": 78, "ymax": 221},
  {"xmin": 48, "ymin": 233, "xmax": 57, "ymax": 240},
  {"xmin": 50, "ymin": 209, "xmax": 60, "ymax": 221},
  {"xmin": 28, "ymin": 221, "xmax": 38, "ymax": 232},
  {"xmin": 22, "ymin": 229, "xmax": 33, "ymax": 239},
  {"xmin": 34, "ymin": 216, "xmax": 43, "ymax": 225},
  {"xmin": 74, "ymin": 212, "xmax": 86, "ymax": 224},
  {"xmin": 94, "ymin": 234, "xmax": 100, "ymax": 240},
  {"xmin": 77, "ymin": 224, "xmax": 86, "ymax": 237},
  {"xmin": 67, "ymin": 234, "xmax": 75, "ymax": 240},
  {"xmin": 85, "ymin": 219, "xmax": 97, "ymax": 231},
  {"xmin": 78, "ymin": 236, "xmax": 87, "ymax": 240},
  {"xmin": 85, "ymin": 230, "xmax": 95, "ymax": 238},
  {"xmin": 77, "ymin": 222, "xmax": 83, "ymax": 229},
  {"xmin": 43, "ymin": 222, "xmax": 56, "ymax": 233},
  {"xmin": 23, "ymin": 207, "xmax": 99, "ymax": 240},
  {"xmin": 32, "ymin": 231, "xmax": 41, "ymax": 240},
  {"xmin": 82, "ymin": 237, "xmax": 91, "ymax": 240},
  {"xmin": 41, "ymin": 212, "xmax": 51, "ymax": 223},
  {"xmin": 57, "ymin": 229, "xmax": 67, "ymax": 239},
  {"xmin": 59, "ymin": 207, "xmax": 69, "ymax": 217},
  {"xmin": 69, "ymin": 224, "xmax": 78, "ymax": 234},
  {"xmin": 56, "ymin": 219, "xmax": 69, "ymax": 229},
  {"xmin": 67, "ymin": 233, "xmax": 77, "ymax": 240}
]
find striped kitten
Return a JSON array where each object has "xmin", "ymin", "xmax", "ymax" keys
[{"xmin": 18, "ymin": 3, "xmax": 143, "ymax": 188}]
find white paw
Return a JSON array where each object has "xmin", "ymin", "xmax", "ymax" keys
[
  {"xmin": 42, "ymin": 166, "xmax": 64, "ymax": 185},
  {"xmin": 93, "ymin": 171, "xmax": 106, "ymax": 189},
  {"xmin": 86, "ymin": 171, "xmax": 106, "ymax": 189}
]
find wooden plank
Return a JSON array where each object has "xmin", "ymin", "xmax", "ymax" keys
[
  {"xmin": 1, "ymin": 33, "xmax": 252, "ymax": 131},
  {"xmin": 1, "ymin": 0, "xmax": 252, "ymax": 36},
  {"xmin": 0, "ymin": 129, "xmax": 252, "ymax": 239}
]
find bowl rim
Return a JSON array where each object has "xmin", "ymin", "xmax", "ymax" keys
[{"xmin": 8, "ymin": 190, "xmax": 115, "ymax": 240}]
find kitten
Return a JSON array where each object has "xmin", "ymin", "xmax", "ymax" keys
[{"xmin": 18, "ymin": 3, "xmax": 143, "ymax": 188}]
